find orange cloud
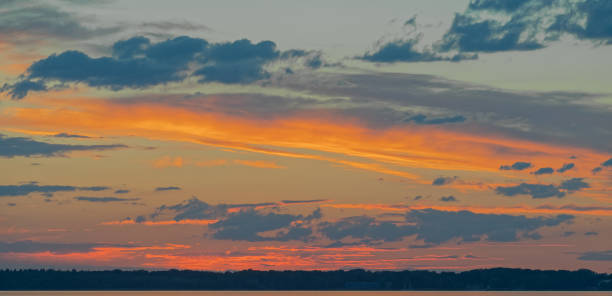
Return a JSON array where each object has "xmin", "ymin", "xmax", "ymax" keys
[
  {"xmin": 233, "ymin": 159, "xmax": 285, "ymax": 169},
  {"xmin": 101, "ymin": 219, "xmax": 218, "ymax": 226},
  {"xmin": 153, "ymin": 156, "xmax": 184, "ymax": 168},
  {"xmin": 195, "ymin": 159, "xmax": 228, "ymax": 167},
  {"xmin": 1, "ymin": 95, "xmax": 608, "ymax": 184}
]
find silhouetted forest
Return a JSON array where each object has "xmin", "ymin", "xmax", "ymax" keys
[{"xmin": 1, "ymin": 268, "xmax": 611, "ymax": 290}]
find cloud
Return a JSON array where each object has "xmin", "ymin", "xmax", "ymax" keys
[
  {"xmin": 440, "ymin": 196, "xmax": 458, "ymax": 202},
  {"xmin": 74, "ymin": 196, "xmax": 139, "ymax": 203},
  {"xmin": 0, "ymin": 182, "xmax": 109, "ymax": 197},
  {"xmin": 0, "ymin": 4, "xmax": 119, "ymax": 44},
  {"xmin": 209, "ymin": 208, "xmax": 321, "ymax": 242},
  {"xmin": 360, "ymin": 0, "xmax": 612, "ymax": 64},
  {"xmin": 405, "ymin": 209, "xmax": 573, "ymax": 244},
  {"xmin": 361, "ymin": 38, "xmax": 451, "ymax": 63},
  {"xmin": 272, "ymin": 72, "xmax": 612, "ymax": 152},
  {"xmin": 556, "ymin": 163, "xmax": 575, "ymax": 173},
  {"xmin": 318, "ymin": 209, "xmax": 573, "ymax": 245},
  {"xmin": 281, "ymin": 199, "xmax": 329, "ymax": 205},
  {"xmin": 0, "ymin": 134, "xmax": 126, "ymax": 158},
  {"xmin": 319, "ymin": 215, "xmax": 416, "ymax": 242},
  {"xmin": 602, "ymin": 158, "xmax": 612, "ymax": 167},
  {"xmin": 499, "ymin": 161, "xmax": 532, "ymax": 171},
  {"xmin": 53, "ymin": 133, "xmax": 91, "ymax": 139},
  {"xmin": 153, "ymin": 156, "xmax": 184, "ymax": 168},
  {"xmin": 404, "ymin": 114, "xmax": 467, "ymax": 125},
  {"xmin": 562, "ymin": 231, "xmax": 575, "ymax": 237},
  {"xmin": 437, "ymin": 12, "xmax": 545, "ymax": 54},
  {"xmin": 548, "ymin": 0, "xmax": 612, "ymax": 43},
  {"xmin": 584, "ymin": 231, "xmax": 598, "ymax": 236},
  {"xmin": 233, "ymin": 160, "xmax": 285, "ymax": 169},
  {"xmin": 558, "ymin": 178, "xmax": 590, "ymax": 191},
  {"xmin": 495, "ymin": 178, "xmax": 589, "ymax": 198},
  {"xmin": 140, "ymin": 21, "xmax": 211, "ymax": 32},
  {"xmin": 114, "ymin": 190, "xmax": 130, "ymax": 194},
  {"xmin": 495, "ymin": 183, "xmax": 563, "ymax": 198},
  {"xmin": 577, "ymin": 250, "xmax": 612, "ymax": 261},
  {"xmin": 3, "ymin": 36, "xmax": 311, "ymax": 99},
  {"xmin": 146, "ymin": 197, "xmax": 278, "ymax": 223},
  {"xmin": 0, "ymin": 240, "xmax": 111, "ymax": 254},
  {"xmin": 432, "ymin": 176, "xmax": 456, "ymax": 186},
  {"xmin": 533, "ymin": 167, "xmax": 554, "ymax": 175},
  {"xmin": 155, "ymin": 186, "xmax": 181, "ymax": 192},
  {"xmin": 0, "ymin": 80, "xmax": 46, "ymax": 99}
]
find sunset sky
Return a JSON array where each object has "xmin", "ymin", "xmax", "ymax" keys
[{"xmin": 1, "ymin": 0, "xmax": 611, "ymax": 272}]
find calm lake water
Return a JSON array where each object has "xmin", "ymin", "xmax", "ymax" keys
[{"xmin": 1, "ymin": 292, "xmax": 612, "ymax": 296}]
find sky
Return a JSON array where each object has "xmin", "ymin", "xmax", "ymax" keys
[{"xmin": 0, "ymin": 0, "xmax": 611, "ymax": 272}]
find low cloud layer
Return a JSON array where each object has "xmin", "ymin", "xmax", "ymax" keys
[
  {"xmin": 495, "ymin": 178, "xmax": 590, "ymax": 198},
  {"xmin": 0, "ymin": 182, "xmax": 109, "ymax": 198},
  {"xmin": 0, "ymin": 134, "xmax": 126, "ymax": 158}
]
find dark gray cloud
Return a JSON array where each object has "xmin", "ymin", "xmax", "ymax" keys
[
  {"xmin": 548, "ymin": 0, "xmax": 612, "ymax": 43},
  {"xmin": 404, "ymin": 114, "xmax": 467, "ymax": 125},
  {"xmin": 556, "ymin": 163, "xmax": 575, "ymax": 173},
  {"xmin": 281, "ymin": 199, "xmax": 329, "ymax": 204},
  {"xmin": 155, "ymin": 186, "xmax": 181, "ymax": 192},
  {"xmin": 3, "ymin": 36, "xmax": 313, "ymax": 99},
  {"xmin": 602, "ymin": 158, "xmax": 612, "ymax": 167},
  {"xmin": 536, "ymin": 204, "xmax": 612, "ymax": 212},
  {"xmin": 584, "ymin": 231, "xmax": 598, "ymax": 236},
  {"xmin": 562, "ymin": 231, "xmax": 575, "ymax": 237},
  {"xmin": 591, "ymin": 167, "xmax": 602, "ymax": 174},
  {"xmin": 0, "ymin": 182, "xmax": 109, "ymax": 198},
  {"xmin": 533, "ymin": 167, "xmax": 554, "ymax": 175},
  {"xmin": 577, "ymin": 250, "xmax": 612, "ymax": 261},
  {"xmin": 0, "ymin": 134, "xmax": 126, "ymax": 157},
  {"xmin": 558, "ymin": 178, "xmax": 590, "ymax": 191},
  {"xmin": 114, "ymin": 189, "xmax": 130, "ymax": 194},
  {"xmin": 318, "ymin": 209, "xmax": 572, "ymax": 245},
  {"xmin": 53, "ymin": 133, "xmax": 91, "ymax": 139},
  {"xmin": 194, "ymin": 39, "xmax": 280, "ymax": 84},
  {"xmin": 147, "ymin": 197, "xmax": 277, "ymax": 222},
  {"xmin": 442, "ymin": 0, "xmax": 612, "ymax": 53},
  {"xmin": 500, "ymin": 161, "xmax": 532, "ymax": 171},
  {"xmin": 151, "ymin": 197, "xmax": 226, "ymax": 221},
  {"xmin": 440, "ymin": 195, "xmax": 458, "ymax": 202},
  {"xmin": 437, "ymin": 12, "xmax": 545, "ymax": 54},
  {"xmin": 210, "ymin": 208, "xmax": 321, "ymax": 242},
  {"xmin": 319, "ymin": 215, "xmax": 415, "ymax": 242},
  {"xmin": 361, "ymin": 0, "xmax": 612, "ymax": 64},
  {"xmin": 0, "ymin": 240, "xmax": 124, "ymax": 254},
  {"xmin": 138, "ymin": 197, "xmax": 322, "ymax": 242},
  {"xmin": 360, "ymin": 38, "xmax": 477, "ymax": 63},
  {"xmin": 74, "ymin": 196, "xmax": 139, "ymax": 203},
  {"xmin": 432, "ymin": 176, "xmax": 456, "ymax": 186},
  {"xmin": 0, "ymin": 80, "xmax": 47, "ymax": 99},
  {"xmin": 495, "ymin": 183, "xmax": 563, "ymax": 198},
  {"xmin": 495, "ymin": 178, "xmax": 589, "ymax": 199},
  {"xmin": 405, "ymin": 209, "xmax": 573, "ymax": 244}
]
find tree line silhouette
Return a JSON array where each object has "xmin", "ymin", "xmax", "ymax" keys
[{"xmin": 1, "ymin": 268, "xmax": 611, "ymax": 290}]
